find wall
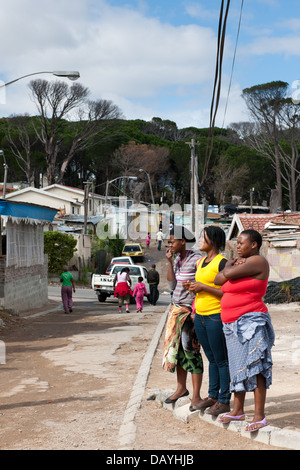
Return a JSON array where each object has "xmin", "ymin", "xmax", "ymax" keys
[
  {"xmin": 0, "ymin": 256, "xmax": 49, "ymax": 314},
  {"xmin": 68, "ymin": 234, "xmax": 92, "ymax": 271},
  {"xmin": 225, "ymin": 240, "xmax": 300, "ymax": 282}
]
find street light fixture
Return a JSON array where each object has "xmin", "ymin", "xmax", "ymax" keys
[
  {"xmin": 0, "ymin": 70, "xmax": 80, "ymax": 89},
  {"xmin": 138, "ymin": 168, "xmax": 155, "ymax": 206},
  {"xmin": 104, "ymin": 176, "xmax": 138, "ymax": 213}
]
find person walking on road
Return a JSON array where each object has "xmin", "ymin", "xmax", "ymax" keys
[
  {"xmin": 156, "ymin": 229, "xmax": 164, "ymax": 251},
  {"xmin": 147, "ymin": 264, "xmax": 160, "ymax": 305},
  {"xmin": 133, "ymin": 276, "xmax": 148, "ymax": 312},
  {"xmin": 60, "ymin": 266, "xmax": 76, "ymax": 314},
  {"xmin": 113, "ymin": 267, "xmax": 133, "ymax": 313},
  {"xmin": 146, "ymin": 233, "xmax": 151, "ymax": 248}
]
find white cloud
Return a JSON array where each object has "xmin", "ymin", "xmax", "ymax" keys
[
  {"xmin": 0, "ymin": 0, "xmax": 218, "ymax": 125},
  {"xmin": 242, "ymin": 35, "xmax": 300, "ymax": 57}
]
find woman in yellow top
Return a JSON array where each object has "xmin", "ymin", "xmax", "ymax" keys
[{"xmin": 185, "ymin": 226, "xmax": 230, "ymax": 415}]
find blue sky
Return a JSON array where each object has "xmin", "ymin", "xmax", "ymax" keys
[{"xmin": 0, "ymin": 0, "xmax": 299, "ymax": 128}]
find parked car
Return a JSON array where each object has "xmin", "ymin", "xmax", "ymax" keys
[
  {"xmin": 110, "ymin": 256, "xmax": 134, "ymax": 265},
  {"xmin": 105, "ymin": 262, "xmax": 130, "ymax": 274},
  {"xmin": 121, "ymin": 243, "xmax": 144, "ymax": 261}
]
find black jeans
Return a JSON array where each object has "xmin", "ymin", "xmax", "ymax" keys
[{"xmin": 149, "ymin": 284, "xmax": 159, "ymax": 305}]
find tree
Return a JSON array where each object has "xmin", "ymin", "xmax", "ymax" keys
[
  {"xmin": 278, "ymin": 99, "xmax": 300, "ymax": 211},
  {"xmin": 112, "ymin": 141, "xmax": 169, "ymax": 202},
  {"xmin": 242, "ymin": 81, "xmax": 289, "ymax": 211},
  {"xmin": 212, "ymin": 154, "xmax": 249, "ymax": 205},
  {"xmin": 44, "ymin": 231, "xmax": 77, "ymax": 273},
  {"xmin": 5, "ymin": 115, "xmax": 42, "ymax": 186},
  {"xmin": 28, "ymin": 79, "xmax": 122, "ymax": 185}
]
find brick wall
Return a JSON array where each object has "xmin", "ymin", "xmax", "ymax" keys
[{"xmin": 0, "ymin": 255, "xmax": 49, "ymax": 313}]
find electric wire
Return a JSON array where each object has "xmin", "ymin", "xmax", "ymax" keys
[
  {"xmin": 221, "ymin": 0, "xmax": 244, "ymax": 128},
  {"xmin": 202, "ymin": 0, "xmax": 231, "ymax": 185}
]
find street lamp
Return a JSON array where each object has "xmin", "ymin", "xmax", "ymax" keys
[
  {"xmin": 104, "ymin": 176, "xmax": 137, "ymax": 213},
  {"xmin": 138, "ymin": 168, "xmax": 155, "ymax": 206},
  {"xmin": 0, "ymin": 70, "xmax": 80, "ymax": 89}
]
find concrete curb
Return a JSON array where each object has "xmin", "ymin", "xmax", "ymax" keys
[
  {"xmin": 152, "ymin": 391, "xmax": 300, "ymax": 450},
  {"xmin": 118, "ymin": 305, "xmax": 170, "ymax": 449}
]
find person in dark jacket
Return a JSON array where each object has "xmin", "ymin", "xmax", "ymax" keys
[{"xmin": 147, "ymin": 264, "xmax": 160, "ymax": 305}]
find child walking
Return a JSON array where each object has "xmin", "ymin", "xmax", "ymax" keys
[
  {"xmin": 133, "ymin": 276, "xmax": 148, "ymax": 312},
  {"xmin": 146, "ymin": 232, "xmax": 151, "ymax": 248}
]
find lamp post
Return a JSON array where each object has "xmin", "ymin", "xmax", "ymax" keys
[
  {"xmin": 0, "ymin": 71, "xmax": 80, "ymax": 195},
  {"xmin": 0, "ymin": 70, "xmax": 80, "ymax": 89},
  {"xmin": 104, "ymin": 176, "xmax": 137, "ymax": 214},
  {"xmin": 138, "ymin": 168, "xmax": 155, "ymax": 206}
]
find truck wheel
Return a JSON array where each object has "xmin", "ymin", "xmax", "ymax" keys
[{"xmin": 98, "ymin": 293, "xmax": 107, "ymax": 302}]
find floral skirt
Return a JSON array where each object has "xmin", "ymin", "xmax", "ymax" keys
[{"xmin": 162, "ymin": 303, "xmax": 203, "ymax": 374}]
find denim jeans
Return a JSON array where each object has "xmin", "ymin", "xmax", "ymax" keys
[{"xmin": 194, "ymin": 313, "xmax": 231, "ymax": 405}]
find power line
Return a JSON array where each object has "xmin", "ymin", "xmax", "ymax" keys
[
  {"xmin": 221, "ymin": 0, "xmax": 244, "ymax": 128},
  {"xmin": 203, "ymin": 0, "xmax": 231, "ymax": 184}
]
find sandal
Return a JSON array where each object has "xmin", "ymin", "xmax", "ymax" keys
[
  {"xmin": 218, "ymin": 413, "xmax": 245, "ymax": 423},
  {"xmin": 245, "ymin": 417, "xmax": 269, "ymax": 432}
]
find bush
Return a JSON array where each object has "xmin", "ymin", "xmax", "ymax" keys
[
  {"xmin": 91, "ymin": 230, "xmax": 124, "ymax": 258},
  {"xmin": 44, "ymin": 231, "xmax": 77, "ymax": 273}
]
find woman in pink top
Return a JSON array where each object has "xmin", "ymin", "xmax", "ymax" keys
[
  {"xmin": 133, "ymin": 276, "xmax": 148, "ymax": 312},
  {"xmin": 214, "ymin": 229, "xmax": 275, "ymax": 432}
]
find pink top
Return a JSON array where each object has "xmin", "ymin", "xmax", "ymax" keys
[
  {"xmin": 133, "ymin": 282, "xmax": 147, "ymax": 297},
  {"xmin": 221, "ymin": 277, "xmax": 268, "ymax": 323}
]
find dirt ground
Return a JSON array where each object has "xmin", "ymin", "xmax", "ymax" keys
[{"xmin": 0, "ymin": 242, "xmax": 299, "ymax": 451}]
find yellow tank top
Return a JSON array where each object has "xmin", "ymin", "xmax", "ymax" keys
[{"xmin": 195, "ymin": 254, "xmax": 225, "ymax": 316}]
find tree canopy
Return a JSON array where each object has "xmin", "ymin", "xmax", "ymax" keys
[{"xmin": 1, "ymin": 79, "xmax": 299, "ymax": 211}]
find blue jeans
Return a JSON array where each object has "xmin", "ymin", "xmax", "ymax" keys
[{"xmin": 194, "ymin": 313, "xmax": 231, "ymax": 405}]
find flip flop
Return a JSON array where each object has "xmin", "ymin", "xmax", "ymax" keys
[
  {"xmin": 245, "ymin": 417, "xmax": 269, "ymax": 432},
  {"xmin": 217, "ymin": 413, "xmax": 245, "ymax": 423}
]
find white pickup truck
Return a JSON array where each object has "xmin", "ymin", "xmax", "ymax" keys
[{"xmin": 92, "ymin": 263, "xmax": 150, "ymax": 302}]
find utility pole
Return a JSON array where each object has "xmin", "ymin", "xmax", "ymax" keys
[
  {"xmin": 83, "ymin": 181, "xmax": 90, "ymax": 235},
  {"xmin": 186, "ymin": 139, "xmax": 200, "ymax": 238}
]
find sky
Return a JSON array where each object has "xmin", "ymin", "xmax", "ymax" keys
[{"xmin": 0, "ymin": 0, "xmax": 299, "ymax": 129}]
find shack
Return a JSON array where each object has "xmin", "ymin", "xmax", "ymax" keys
[{"xmin": 0, "ymin": 200, "xmax": 57, "ymax": 313}]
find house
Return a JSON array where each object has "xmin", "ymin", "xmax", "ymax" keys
[
  {"xmin": 0, "ymin": 199, "xmax": 57, "ymax": 313},
  {"xmin": 227, "ymin": 212, "xmax": 300, "ymax": 282},
  {"xmin": 43, "ymin": 184, "xmax": 106, "ymax": 217},
  {"xmin": 5, "ymin": 187, "xmax": 83, "ymax": 218}
]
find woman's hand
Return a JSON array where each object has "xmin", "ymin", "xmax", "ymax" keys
[
  {"xmin": 188, "ymin": 282, "xmax": 204, "ymax": 294},
  {"xmin": 182, "ymin": 280, "xmax": 191, "ymax": 290},
  {"xmin": 233, "ymin": 257, "xmax": 246, "ymax": 265},
  {"xmin": 166, "ymin": 247, "xmax": 173, "ymax": 263}
]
